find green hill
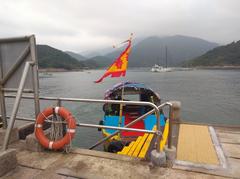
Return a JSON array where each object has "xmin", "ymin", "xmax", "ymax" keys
[
  {"xmin": 37, "ymin": 45, "xmax": 85, "ymax": 70},
  {"xmin": 184, "ymin": 41, "xmax": 240, "ymax": 67}
]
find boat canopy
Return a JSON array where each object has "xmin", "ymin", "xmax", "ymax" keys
[{"xmin": 104, "ymin": 81, "xmax": 160, "ymax": 104}]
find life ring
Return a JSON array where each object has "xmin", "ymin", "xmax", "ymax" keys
[{"xmin": 35, "ymin": 106, "xmax": 76, "ymax": 150}]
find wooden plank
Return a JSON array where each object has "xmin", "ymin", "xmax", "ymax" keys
[
  {"xmin": 160, "ymin": 119, "xmax": 169, "ymax": 151},
  {"xmin": 177, "ymin": 124, "xmax": 219, "ymax": 165},
  {"xmin": 215, "ymin": 127, "xmax": 240, "ymax": 134},
  {"xmin": 118, "ymin": 142, "xmax": 135, "ymax": 155},
  {"xmin": 138, "ymin": 134, "xmax": 155, "ymax": 158},
  {"xmin": 222, "ymin": 143, "xmax": 240, "ymax": 159},
  {"xmin": 217, "ymin": 132, "xmax": 240, "ymax": 144},
  {"xmin": 132, "ymin": 133, "xmax": 149, "ymax": 157},
  {"xmin": 127, "ymin": 137, "xmax": 142, "ymax": 156},
  {"xmin": 138, "ymin": 126, "xmax": 157, "ymax": 158},
  {"xmin": 228, "ymin": 157, "xmax": 240, "ymax": 177}
]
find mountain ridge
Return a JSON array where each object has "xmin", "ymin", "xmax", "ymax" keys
[
  {"xmin": 37, "ymin": 35, "xmax": 220, "ymax": 70},
  {"xmin": 183, "ymin": 40, "xmax": 240, "ymax": 67},
  {"xmin": 103, "ymin": 35, "xmax": 218, "ymax": 67},
  {"xmin": 65, "ymin": 51, "xmax": 87, "ymax": 61}
]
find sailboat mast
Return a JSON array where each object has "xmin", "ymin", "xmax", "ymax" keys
[{"xmin": 165, "ymin": 46, "xmax": 168, "ymax": 68}]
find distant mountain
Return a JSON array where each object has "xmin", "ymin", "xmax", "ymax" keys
[
  {"xmin": 183, "ymin": 40, "xmax": 240, "ymax": 67},
  {"xmin": 37, "ymin": 45, "xmax": 85, "ymax": 70},
  {"xmin": 81, "ymin": 37, "xmax": 145, "ymax": 58},
  {"xmin": 81, "ymin": 51, "xmax": 102, "ymax": 58},
  {"xmin": 65, "ymin": 51, "xmax": 86, "ymax": 61},
  {"xmin": 84, "ymin": 56, "xmax": 112, "ymax": 68},
  {"xmin": 105, "ymin": 35, "xmax": 218, "ymax": 67},
  {"xmin": 36, "ymin": 35, "xmax": 219, "ymax": 70}
]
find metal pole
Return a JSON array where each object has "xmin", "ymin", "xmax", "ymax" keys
[
  {"xmin": 118, "ymin": 85, "xmax": 124, "ymax": 137},
  {"xmin": 30, "ymin": 35, "xmax": 40, "ymax": 118},
  {"xmin": 0, "ymin": 36, "xmax": 32, "ymax": 43},
  {"xmin": 2, "ymin": 62, "xmax": 31, "ymax": 151},
  {"xmin": 57, "ymin": 98, "xmax": 62, "ymax": 106},
  {"xmin": 0, "ymin": 115, "xmax": 35, "ymax": 122},
  {"xmin": 78, "ymin": 123, "xmax": 156, "ymax": 134},
  {"xmin": 0, "ymin": 52, "xmax": 7, "ymax": 129},
  {"xmin": 0, "ymin": 85, "xmax": 7, "ymax": 128},
  {"xmin": 2, "ymin": 88, "xmax": 33, "ymax": 93},
  {"xmin": 167, "ymin": 104, "xmax": 173, "ymax": 149},
  {"xmin": 165, "ymin": 46, "xmax": 168, "ymax": 68}
]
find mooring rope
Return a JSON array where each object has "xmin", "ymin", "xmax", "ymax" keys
[{"xmin": 50, "ymin": 113, "xmax": 64, "ymax": 142}]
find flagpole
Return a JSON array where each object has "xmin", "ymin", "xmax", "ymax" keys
[
  {"xmin": 117, "ymin": 34, "xmax": 132, "ymax": 137},
  {"xmin": 118, "ymin": 83, "xmax": 125, "ymax": 138}
]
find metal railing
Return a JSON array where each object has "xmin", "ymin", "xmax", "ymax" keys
[
  {"xmin": 3, "ymin": 93, "xmax": 176, "ymax": 152},
  {"xmin": 1, "ymin": 60, "xmax": 177, "ymax": 153}
]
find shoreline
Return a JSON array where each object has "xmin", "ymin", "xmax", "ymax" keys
[
  {"xmin": 194, "ymin": 66, "xmax": 240, "ymax": 70},
  {"xmin": 38, "ymin": 68, "xmax": 84, "ymax": 72},
  {"xmin": 38, "ymin": 66, "xmax": 240, "ymax": 73}
]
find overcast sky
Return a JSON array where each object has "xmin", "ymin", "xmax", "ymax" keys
[{"xmin": 1, "ymin": 0, "xmax": 239, "ymax": 53}]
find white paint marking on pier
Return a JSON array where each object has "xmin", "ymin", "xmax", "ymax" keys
[{"xmin": 209, "ymin": 126, "xmax": 228, "ymax": 169}]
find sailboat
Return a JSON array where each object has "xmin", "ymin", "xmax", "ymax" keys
[{"xmin": 151, "ymin": 46, "xmax": 172, "ymax": 72}]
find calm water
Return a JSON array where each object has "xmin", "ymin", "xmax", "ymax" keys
[{"xmin": 9, "ymin": 69, "xmax": 240, "ymax": 149}]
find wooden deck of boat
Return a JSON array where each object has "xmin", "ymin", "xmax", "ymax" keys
[
  {"xmin": 1, "ymin": 124, "xmax": 240, "ymax": 179},
  {"xmin": 117, "ymin": 121, "xmax": 169, "ymax": 159}
]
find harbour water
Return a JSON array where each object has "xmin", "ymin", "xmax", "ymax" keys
[{"xmin": 8, "ymin": 68, "xmax": 240, "ymax": 148}]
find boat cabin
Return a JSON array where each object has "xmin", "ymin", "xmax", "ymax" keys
[{"xmin": 101, "ymin": 82, "xmax": 166, "ymax": 146}]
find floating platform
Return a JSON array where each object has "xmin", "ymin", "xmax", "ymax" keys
[{"xmin": 1, "ymin": 123, "xmax": 240, "ymax": 178}]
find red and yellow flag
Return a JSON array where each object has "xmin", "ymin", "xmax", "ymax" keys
[{"xmin": 94, "ymin": 36, "xmax": 132, "ymax": 83}]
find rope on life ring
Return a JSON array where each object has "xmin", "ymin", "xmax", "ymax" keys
[{"xmin": 35, "ymin": 106, "xmax": 76, "ymax": 150}]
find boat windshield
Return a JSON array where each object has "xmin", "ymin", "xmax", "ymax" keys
[{"xmin": 123, "ymin": 94, "xmax": 140, "ymax": 101}]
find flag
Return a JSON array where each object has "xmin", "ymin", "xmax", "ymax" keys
[{"xmin": 94, "ymin": 37, "xmax": 132, "ymax": 83}]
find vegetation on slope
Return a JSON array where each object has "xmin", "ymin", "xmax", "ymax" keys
[
  {"xmin": 37, "ymin": 45, "xmax": 85, "ymax": 70},
  {"xmin": 184, "ymin": 41, "xmax": 240, "ymax": 67}
]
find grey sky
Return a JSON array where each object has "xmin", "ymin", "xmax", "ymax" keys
[{"xmin": 1, "ymin": 0, "xmax": 239, "ymax": 52}]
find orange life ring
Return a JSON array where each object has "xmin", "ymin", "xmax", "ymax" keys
[{"xmin": 35, "ymin": 106, "xmax": 76, "ymax": 150}]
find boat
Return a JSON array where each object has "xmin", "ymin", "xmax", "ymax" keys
[
  {"xmin": 39, "ymin": 72, "xmax": 53, "ymax": 78},
  {"xmin": 98, "ymin": 81, "xmax": 167, "ymax": 153},
  {"xmin": 151, "ymin": 46, "xmax": 172, "ymax": 72},
  {"xmin": 151, "ymin": 64, "xmax": 172, "ymax": 72}
]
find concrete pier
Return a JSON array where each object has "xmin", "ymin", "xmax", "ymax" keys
[
  {"xmin": 0, "ymin": 124, "xmax": 239, "ymax": 178},
  {"xmin": 0, "ymin": 149, "xmax": 17, "ymax": 176}
]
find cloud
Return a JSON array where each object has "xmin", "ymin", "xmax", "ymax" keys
[{"xmin": 0, "ymin": 0, "xmax": 239, "ymax": 52}]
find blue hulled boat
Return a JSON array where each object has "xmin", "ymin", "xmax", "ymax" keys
[{"xmin": 99, "ymin": 82, "xmax": 166, "ymax": 153}]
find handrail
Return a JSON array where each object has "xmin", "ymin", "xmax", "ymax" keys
[
  {"xmin": 3, "ymin": 94, "xmax": 176, "ymax": 152},
  {"xmin": 0, "ymin": 114, "xmax": 157, "ymax": 134},
  {"xmin": 89, "ymin": 102, "xmax": 170, "ymax": 150}
]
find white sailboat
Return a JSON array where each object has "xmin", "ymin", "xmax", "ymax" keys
[
  {"xmin": 151, "ymin": 64, "xmax": 171, "ymax": 72},
  {"xmin": 151, "ymin": 46, "xmax": 172, "ymax": 72}
]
